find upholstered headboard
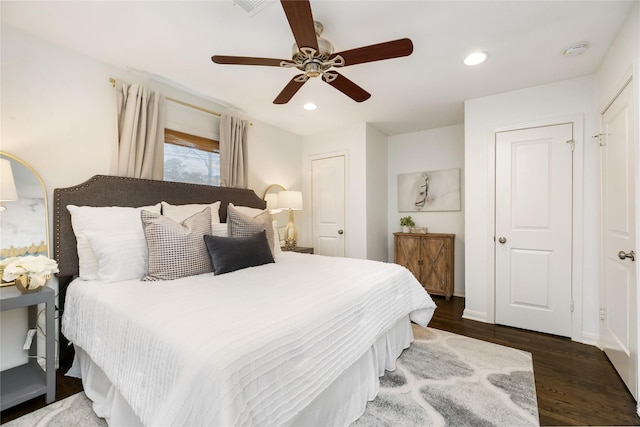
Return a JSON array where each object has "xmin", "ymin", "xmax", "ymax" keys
[{"xmin": 53, "ymin": 175, "xmax": 266, "ymax": 278}]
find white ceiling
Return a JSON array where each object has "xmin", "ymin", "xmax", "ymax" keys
[{"xmin": 1, "ymin": 1, "xmax": 635, "ymax": 136}]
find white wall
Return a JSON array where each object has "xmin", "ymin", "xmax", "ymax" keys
[
  {"xmin": 302, "ymin": 123, "xmax": 368, "ymax": 258},
  {"xmin": 387, "ymin": 124, "xmax": 465, "ymax": 295},
  {"xmin": 597, "ymin": 2, "xmax": 639, "ymax": 109},
  {"xmin": 464, "ymin": 75, "xmax": 599, "ymax": 343},
  {"xmin": 247, "ymin": 121, "xmax": 303, "ymax": 237},
  {"xmin": 247, "ymin": 123, "xmax": 302, "ymax": 195},
  {"xmin": 365, "ymin": 124, "xmax": 389, "ymax": 262},
  {"xmin": 0, "ymin": 25, "xmax": 302, "ymax": 370}
]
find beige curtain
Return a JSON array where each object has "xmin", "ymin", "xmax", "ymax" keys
[
  {"xmin": 219, "ymin": 114, "xmax": 248, "ymax": 188},
  {"xmin": 115, "ymin": 82, "xmax": 165, "ymax": 180}
]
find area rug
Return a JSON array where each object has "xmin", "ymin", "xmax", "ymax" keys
[{"xmin": 5, "ymin": 327, "xmax": 539, "ymax": 427}]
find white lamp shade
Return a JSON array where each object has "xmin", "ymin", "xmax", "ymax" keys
[
  {"xmin": 0, "ymin": 159, "xmax": 18, "ymax": 201},
  {"xmin": 278, "ymin": 190, "xmax": 303, "ymax": 210}
]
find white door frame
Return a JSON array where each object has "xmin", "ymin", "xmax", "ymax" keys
[{"xmin": 486, "ymin": 114, "xmax": 584, "ymax": 342}]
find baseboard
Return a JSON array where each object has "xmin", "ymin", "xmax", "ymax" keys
[
  {"xmin": 577, "ymin": 332, "xmax": 599, "ymax": 347},
  {"xmin": 462, "ymin": 309, "xmax": 489, "ymax": 323},
  {"xmin": 453, "ymin": 290, "xmax": 465, "ymax": 298}
]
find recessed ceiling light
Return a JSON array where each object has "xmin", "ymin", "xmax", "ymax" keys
[
  {"xmin": 563, "ymin": 42, "xmax": 589, "ymax": 57},
  {"xmin": 464, "ymin": 51, "xmax": 488, "ymax": 66},
  {"xmin": 303, "ymin": 103, "xmax": 317, "ymax": 111}
]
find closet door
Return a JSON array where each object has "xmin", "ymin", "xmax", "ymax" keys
[
  {"xmin": 599, "ymin": 81, "xmax": 637, "ymax": 399},
  {"xmin": 312, "ymin": 155, "xmax": 345, "ymax": 257},
  {"xmin": 495, "ymin": 123, "xmax": 573, "ymax": 337}
]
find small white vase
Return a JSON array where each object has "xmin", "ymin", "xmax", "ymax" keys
[{"xmin": 401, "ymin": 226, "xmax": 410, "ymax": 233}]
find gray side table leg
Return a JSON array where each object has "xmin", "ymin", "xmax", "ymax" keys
[{"xmin": 45, "ymin": 296, "xmax": 55, "ymax": 404}]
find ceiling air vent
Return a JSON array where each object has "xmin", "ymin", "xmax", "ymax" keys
[{"xmin": 233, "ymin": 0, "xmax": 273, "ymax": 16}]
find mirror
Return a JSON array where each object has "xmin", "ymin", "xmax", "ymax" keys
[{"xmin": 0, "ymin": 152, "xmax": 49, "ymax": 261}]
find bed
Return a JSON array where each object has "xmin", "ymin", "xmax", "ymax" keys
[{"xmin": 54, "ymin": 175, "xmax": 436, "ymax": 426}]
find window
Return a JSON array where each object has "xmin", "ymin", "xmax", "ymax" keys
[{"xmin": 164, "ymin": 129, "xmax": 220, "ymax": 186}]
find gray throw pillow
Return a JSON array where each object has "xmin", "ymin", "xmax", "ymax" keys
[
  {"xmin": 204, "ymin": 231, "xmax": 274, "ymax": 275},
  {"xmin": 141, "ymin": 207, "xmax": 213, "ymax": 281}
]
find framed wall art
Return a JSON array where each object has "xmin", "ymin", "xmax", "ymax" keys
[{"xmin": 398, "ymin": 168, "xmax": 461, "ymax": 212}]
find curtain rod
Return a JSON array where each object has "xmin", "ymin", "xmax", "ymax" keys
[
  {"xmin": 167, "ymin": 97, "xmax": 221, "ymax": 117},
  {"xmin": 109, "ymin": 77, "xmax": 252, "ymax": 125}
]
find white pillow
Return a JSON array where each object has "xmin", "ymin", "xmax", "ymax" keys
[
  {"xmin": 67, "ymin": 204, "xmax": 161, "ymax": 280},
  {"xmin": 228, "ymin": 203, "xmax": 280, "ymax": 254},
  {"xmin": 161, "ymin": 201, "xmax": 221, "ymax": 226},
  {"xmin": 272, "ymin": 220, "xmax": 282, "ymax": 255},
  {"xmin": 211, "ymin": 223, "xmax": 228, "ymax": 237},
  {"xmin": 86, "ymin": 230, "xmax": 148, "ymax": 282}
]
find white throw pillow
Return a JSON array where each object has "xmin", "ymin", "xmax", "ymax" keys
[
  {"xmin": 272, "ymin": 220, "xmax": 282, "ymax": 255},
  {"xmin": 86, "ymin": 231, "xmax": 148, "ymax": 282},
  {"xmin": 161, "ymin": 201, "xmax": 221, "ymax": 226},
  {"xmin": 67, "ymin": 204, "xmax": 161, "ymax": 280},
  {"xmin": 211, "ymin": 223, "xmax": 228, "ymax": 237}
]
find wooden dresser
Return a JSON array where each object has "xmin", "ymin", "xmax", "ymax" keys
[{"xmin": 394, "ymin": 232, "xmax": 455, "ymax": 299}]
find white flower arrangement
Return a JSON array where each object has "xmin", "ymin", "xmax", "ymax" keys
[{"xmin": 1, "ymin": 255, "xmax": 59, "ymax": 282}]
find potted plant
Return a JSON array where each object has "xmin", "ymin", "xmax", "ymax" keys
[{"xmin": 400, "ymin": 216, "xmax": 415, "ymax": 233}]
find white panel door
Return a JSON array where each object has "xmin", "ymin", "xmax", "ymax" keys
[
  {"xmin": 599, "ymin": 81, "xmax": 637, "ymax": 399},
  {"xmin": 495, "ymin": 123, "xmax": 573, "ymax": 337},
  {"xmin": 312, "ymin": 155, "xmax": 345, "ymax": 257}
]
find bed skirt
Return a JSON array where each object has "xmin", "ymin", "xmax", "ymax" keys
[{"xmin": 69, "ymin": 315, "xmax": 414, "ymax": 427}]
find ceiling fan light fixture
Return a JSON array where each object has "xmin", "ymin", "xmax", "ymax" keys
[
  {"xmin": 464, "ymin": 51, "xmax": 488, "ymax": 66},
  {"xmin": 305, "ymin": 61, "xmax": 322, "ymax": 78},
  {"xmin": 304, "ymin": 103, "xmax": 317, "ymax": 110}
]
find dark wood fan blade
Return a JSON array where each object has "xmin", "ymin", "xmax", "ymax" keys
[
  {"xmin": 323, "ymin": 72, "xmax": 371, "ymax": 103},
  {"xmin": 274, "ymin": 75, "xmax": 307, "ymax": 104},
  {"xmin": 281, "ymin": 0, "xmax": 318, "ymax": 51},
  {"xmin": 331, "ymin": 38, "xmax": 413, "ymax": 67},
  {"xmin": 212, "ymin": 55, "xmax": 288, "ymax": 67}
]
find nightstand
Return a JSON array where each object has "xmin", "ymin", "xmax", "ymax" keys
[
  {"xmin": 0, "ymin": 285, "xmax": 55, "ymax": 410},
  {"xmin": 282, "ymin": 246, "xmax": 314, "ymax": 254},
  {"xmin": 394, "ymin": 232, "xmax": 455, "ymax": 300}
]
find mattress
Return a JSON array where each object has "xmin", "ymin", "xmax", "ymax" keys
[{"xmin": 62, "ymin": 252, "xmax": 436, "ymax": 426}]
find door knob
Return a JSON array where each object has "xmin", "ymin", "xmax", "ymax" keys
[
  {"xmin": 618, "ymin": 250, "xmax": 636, "ymax": 261},
  {"xmin": 498, "ymin": 237, "xmax": 506, "ymax": 244},
  {"xmin": 338, "ymin": 229, "xmax": 344, "ymax": 235}
]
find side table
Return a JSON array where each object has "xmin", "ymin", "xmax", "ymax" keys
[
  {"xmin": 282, "ymin": 246, "xmax": 314, "ymax": 254},
  {"xmin": 0, "ymin": 285, "xmax": 55, "ymax": 410}
]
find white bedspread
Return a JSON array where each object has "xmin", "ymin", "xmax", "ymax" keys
[{"xmin": 62, "ymin": 253, "xmax": 436, "ymax": 427}]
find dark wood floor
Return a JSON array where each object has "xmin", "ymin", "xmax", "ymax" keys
[{"xmin": 2, "ymin": 296, "xmax": 639, "ymax": 425}]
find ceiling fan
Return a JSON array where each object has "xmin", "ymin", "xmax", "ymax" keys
[{"xmin": 211, "ymin": 0, "xmax": 413, "ymax": 104}]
